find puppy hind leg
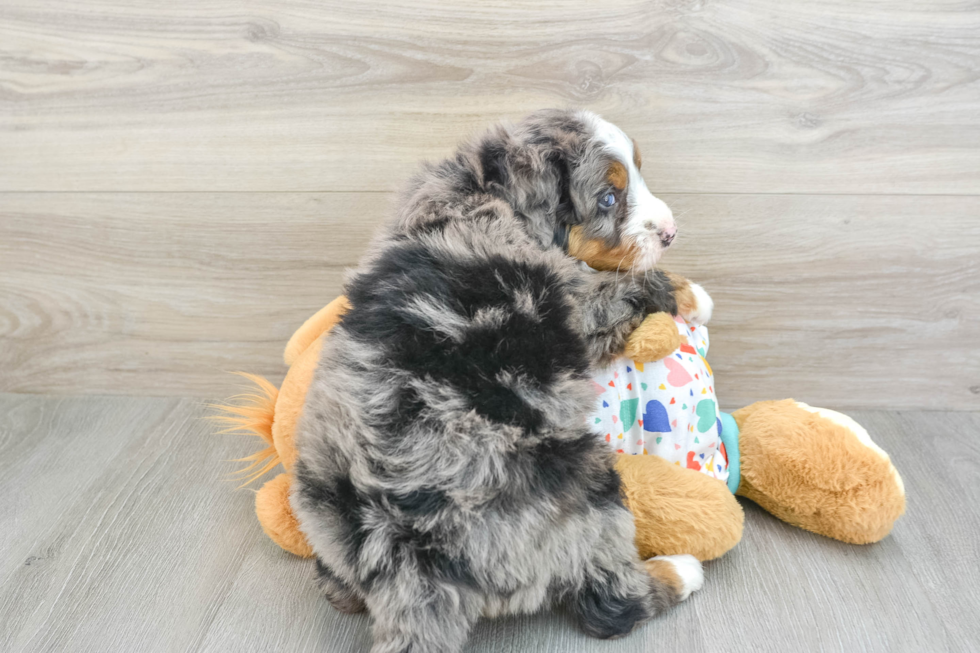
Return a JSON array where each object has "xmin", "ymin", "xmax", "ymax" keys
[
  {"xmin": 365, "ymin": 570, "xmax": 481, "ymax": 653},
  {"xmin": 568, "ymin": 529, "xmax": 659, "ymax": 638},
  {"xmin": 571, "ymin": 564, "xmax": 656, "ymax": 640},
  {"xmin": 315, "ymin": 558, "xmax": 366, "ymax": 614},
  {"xmin": 571, "ymin": 512, "xmax": 703, "ymax": 639}
]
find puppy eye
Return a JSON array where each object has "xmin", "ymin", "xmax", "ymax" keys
[{"xmin": 598, "ymin": 193, "xmax": 616, "ymax": 210}]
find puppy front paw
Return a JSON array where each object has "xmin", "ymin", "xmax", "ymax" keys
[{"xmin": 680, "ymin": 283, "xmax": 713, "ymax": 326}]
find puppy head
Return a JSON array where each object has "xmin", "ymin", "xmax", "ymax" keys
[{"xmin": 518, "ymin": 110, "xmax": 676, "ymax": 272}]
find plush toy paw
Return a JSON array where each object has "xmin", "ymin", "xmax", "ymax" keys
[
  {"xmin": 624, "ymin": 312, "xmax": 685, "ymax": 362},
  {"xmin": 733, "ymin": 399, "xmax": 905, "ymax": 544},
  {"xmin": 255, "ymin": 473, "xmax": 314, "ymax": 557}
]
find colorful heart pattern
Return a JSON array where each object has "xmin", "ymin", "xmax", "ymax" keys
[
  {"xmin": 642, "ymin": 400, "xmax": 671, "ymax": 433},
  {"xmin": 589, "ymin": 319, "xmax": 727, "ymax": 485},
  {"xmin": 663, "ymin": 357, "xmax": 693, "ymax": 387},
  {"xmin": 695, "ymin": 399, "xmax": 717, "ymax": 433}
]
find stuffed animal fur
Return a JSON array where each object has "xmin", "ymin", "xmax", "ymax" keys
[
  {"xmin": 218, "ymin": 297, "xmax": 904, "ymax": 564},
  {"xmin": 215, "ymin": 110, "xmax": 905, "ymax": 653}
]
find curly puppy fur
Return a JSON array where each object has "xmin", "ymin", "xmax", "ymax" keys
[{"xmin": 292, "ymin": 109, "xmax": 700, "ymax": 653}]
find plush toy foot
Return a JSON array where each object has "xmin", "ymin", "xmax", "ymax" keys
[
  {"xmin": 255, "ymin": 473, "xmax": 314, "ymax": 557},
  {"xmin": 616, "ymin": 454, "xmax": 744, "ymax": 561},
  {"xmin": 624, "ymin": 312, "xmax": 685, "ymax": 363},
  {"xmin": 733, "ymin": 400, "xmax": 905, "ymax": 544}
]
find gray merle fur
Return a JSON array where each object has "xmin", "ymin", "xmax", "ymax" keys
[{"xmin": 292, "ymin": 109, "xmax": 686, "ymax": 653}]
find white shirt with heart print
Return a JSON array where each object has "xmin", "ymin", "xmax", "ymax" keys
[{"xmin": 589, "ymin": 316, "xmax": 729, "ymax": 484}]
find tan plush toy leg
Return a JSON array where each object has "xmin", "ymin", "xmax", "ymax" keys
[
  {"xmin": 624, "ymin": 312, "xmax": 685, "ymax": 363},
  {"xmin": 733, "ymin": 400, "xmax": 905, "ymax": 544},
  {"xmin": 219, "ymin": 313, "xmax": 337, "ymax": 559},
  {"xmin": 251, "ymin": 331, "xmax": 332, "ymax": 558},
  {"xmin": 255, "ymin": 473, "xmax": 314, "ymax": 558},
  {"xmin": 616, "ymin": 454, "xmax": 744, "ymax": 561}
]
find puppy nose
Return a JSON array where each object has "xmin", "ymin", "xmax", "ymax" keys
[{"xmin": 658, "ymin": 224, "xmax": 676, "ymax": 247}]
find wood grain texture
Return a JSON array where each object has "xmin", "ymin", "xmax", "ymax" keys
[
  {"xmin": 1, "ymin": 394, "xmax": 978, "ymax": 652},
  {"xmin": 1, "ymin": 0, "xmax": 979, "ymax": 193},
  {"xmin": 663, "ymin": 193, "xmax": 980, "ymax": 410},
  {"xmin": 0, "ymin": 192, "xmax": 386, "ymax": 397},
  {"xmin": 2, "ymin": 192, "xmax": 977, "ymax": 408}
]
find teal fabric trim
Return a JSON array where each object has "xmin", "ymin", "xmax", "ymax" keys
[{"xmin": 719, "ymin": 412, "xmax": 740, "ymax": 494}]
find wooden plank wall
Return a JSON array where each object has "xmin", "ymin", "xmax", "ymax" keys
[{"xmin": 1, "ymin": 0, "xmax": 978, "ymax": 408}]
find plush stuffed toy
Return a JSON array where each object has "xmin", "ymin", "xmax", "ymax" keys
[{"xmin": 217, "ymin": 284, "xmax": 905, "ymax": 562}]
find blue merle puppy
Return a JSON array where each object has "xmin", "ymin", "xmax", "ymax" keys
[{"xmin": 292, "ymin": 109, "xmax": 707, "ymax": 653}]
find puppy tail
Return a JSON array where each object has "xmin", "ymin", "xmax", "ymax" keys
[{"xmin": 208, "ymin": 372, "xmax": 282, "ymax": 487}]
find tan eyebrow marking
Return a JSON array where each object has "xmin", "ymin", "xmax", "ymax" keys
[
  {"xmin": 607, "ymin": 160, "xmax": 628, "ymax": 190},
  {"xmin": 631, "ymin": 138, "xmax": 642, "ymax": 169}
]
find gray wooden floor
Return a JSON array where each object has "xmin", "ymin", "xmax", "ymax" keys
[{"xmin": 1, "ymin": 392, "xmax": 977, "ymax": 653}]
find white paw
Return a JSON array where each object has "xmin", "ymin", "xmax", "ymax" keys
[
  {"xmin": 683, "ymin": 283, "xmax": 713, "ymax": 325},
  {"xmin": 652, "ymin": 554, "xmax": 704, "ymax": 601}
]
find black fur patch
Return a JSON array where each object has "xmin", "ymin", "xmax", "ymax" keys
[
  {"xmin": 386, "ymin": 487, "xmax": 451, "ymax": 515},
  {"xmin": 300, "ymin": 465, "xmax": 474, "ymax": 592},
  {"xmin": 361, "ymin": 520, "xmax": 478, "ymax": 592},
  {"xmin": 553, "ymin": 220, "xmax": 571, "ymax": 252},
  {"xmin": 408, "ymin": 214, "xmax": 454, "ymax": 236},
  {"xmin": 573, "ymin": 572, "xmax": 650, "ymax": 639},
  {"xmin": 342, "ymin": 242, "xmax": 589, "ymax": 433},
  {"xmin": 642, "ymin": 270, "xmax": 680, "ymax": 318},
  {"xmin": 296, "ymin": 462, "xmax": 369, "ymax": 564},
  {"xmin": 478, "ymin": 138, "xmax": 509, "ymax": 190},
  {"xmin": 589, "ymin": 465, "xmax": 626, "ymax": 508},
  {"xmin": 372, "ymin": 383, "xmax": 427, "ymax": 441},
  {"xmin": 315, "ymin": 558, "xmax": 366, "ymax": 614},
  {"xmin": 415, "ymin": 542, "xmax": 478, "ymax": 589},
  {"xmin": 551, "ymin": 151, "xmax": 578, "ymax": 227},
  {"xmin": 446, "ymin": 153, "xmax": 481, "ymax": 196},
  {"xmin": 520, "ymin": 432, "xmax": 624, "ymax": 510},
  {"xmin": 526, "ymin": 432, "xmax": 595, "ymax": 495}
]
